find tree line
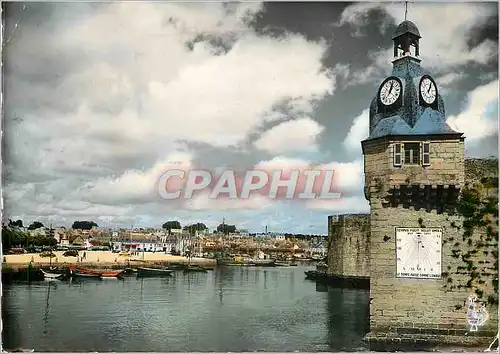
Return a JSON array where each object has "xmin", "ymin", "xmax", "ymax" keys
[
  {"xmin": 161, "ymin": 220, "xmax": 236, "ymax": 235},
  {"xmin": 2, "ymin": 224, "xmax": 57, "ymax": 251},
  {"xmin": 6, "ymin": 219, "xmax": 99, "ymax": 230}
]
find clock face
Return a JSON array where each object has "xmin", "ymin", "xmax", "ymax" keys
[
  {"xmin": 420, "ymin": 77, "xmax": 437, "ymax": 105},
  {"xmin": 395, "ymin": 228, "xmax": 442, "ymax": 279},
  {"xmin": 379, "ymin": 78, "xmax": 401, "ymax": 106}
]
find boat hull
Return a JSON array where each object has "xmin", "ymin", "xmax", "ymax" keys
[
  {"xmin": 69, "ymin": 266, "xmax": 103, "ymax": 278},
  {"xmin": 247, "ymin": 259, "xmax": 276, "ymax": 267},
  {"xmin": 136, "ymin": 267, "xmax": 174, "ymax": 277},
  {"xmin": 101, "ymin": 270, "xmax": 124, "ymax": 278},
  {"xmin": 41, "ymin": 270, "xmax": 64, "ymax": 280},
  {"xmin": 72, "ymin": 272, "xmax": 102, "ymax": 279},
  {"xmin": 216, "ymin": 258, "xmax": 238, "ymax": 266}
]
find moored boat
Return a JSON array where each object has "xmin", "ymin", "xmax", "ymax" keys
[
  {"xmin": 41, "ymin": 270, "xmax": 64, "ymax": 280},
  {"xmin": 72, "ymin": 272, "xmax": 102, "ymax": 279},
  {"xmin": 246, "ymin": 259, "xmax": 276, "ymax": 267},
  {"xmin": 136, "ymin": 267, "xmax": 174, "ymax": 277},
  {"xmin": 216, "ymin": 257, "xmax": 241, "ymax": 266},
  {"xmin": 69, "ymin": 266, "xmax": 103, "ymax": 278}
]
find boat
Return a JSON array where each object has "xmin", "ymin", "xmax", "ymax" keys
[
  {"xmin": 274, "ymin": 261, "xmax": 291, "ymax": 267},
  {"xmin": 72, "ymin": 272, "xmax": 102, "ymax": 279},
  {"xmin": 136, "ymin": 267, "xmax": 174, "ymax": 277},
  {"xmin": 217, "ymin": 258, "xmax": 241, "ymax": 266},
  {"xmin": 41, "ymin": 270, "xmax": 64, "ymax": 280},
  {"xmin": 69, "ymin": 266, "xmax": 103, "ymax": 278},
  {"xmin": 246, "ymin": 259, "xmax": 276, "ymax": 267},
  {"xmin": 101, "ymin": 270, "xmax": 124, "ymax": 278},
  {"xmin": 289, "ymin": 262, "xmax": 298, "ymax": 267}
]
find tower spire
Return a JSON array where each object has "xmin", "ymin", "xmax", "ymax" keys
[{"xmin": 404, "ymin": 1, "xmax": 408, "ymax": 21}]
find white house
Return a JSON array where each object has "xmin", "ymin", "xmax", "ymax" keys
[
  {"xmin": 29, "ymin": 228, "xmax": 47, "ymax": 238},
  {"xmin": 112, "ymin": 233, "xmax": 193, "ymax": 254}
]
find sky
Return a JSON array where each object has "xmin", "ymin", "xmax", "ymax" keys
[{"xmin": 2, "ymin": 1, "xmax": 499, "ymax": 234}]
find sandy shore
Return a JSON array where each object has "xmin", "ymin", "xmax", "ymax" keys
[{"xmin": 3, "ymin": 250, "xmax": 216, "ymax": 267}]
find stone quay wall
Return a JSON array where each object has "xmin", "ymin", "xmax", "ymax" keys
[{"xmin": 327, "ymin": 214, "xmax": 370, "ymax": 278}]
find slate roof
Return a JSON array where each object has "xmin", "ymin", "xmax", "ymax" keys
[
  {"xmin": 368, "ymin": 109, "xmax": 460, "ymax": 139},
  {"xmin": 411, "ymin": 108, "xmax": 457, "ymax": 135},
  {"xmin": 392, "ymin": 20, "xmax": 421, "ymax": 39}
]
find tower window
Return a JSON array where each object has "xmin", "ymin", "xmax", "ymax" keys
[
  {"xmin": 404, "ymin": 143, "xmax": 420, "ymax": 165},
  {"xmin": 393, "ymin": 143, "xmax": 402, "ymax": 167},
  {"xmin": 422, "ymin": 142, "xmax": 430, "ymax": 166}
]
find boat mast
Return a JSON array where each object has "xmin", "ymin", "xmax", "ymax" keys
[
  {"xmin": 130, "ymin": 222, "xmax": 133, "ymax": 254},
  {"xmin": 222, "ymin": 217, "xmax": 226, "ymax": 256},
  {"xmin": 49, "ymin": 223, "xmax": 52, "ymax": 268}
]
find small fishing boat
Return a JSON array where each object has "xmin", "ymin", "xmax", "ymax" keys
[
  {"xmin": 289, "ymin": 263, "xmax": 298, "ymax": 267},
  {"xmin": 69, "ymin": 266, "xmax": 103, "ymax": 278},
  {"xmin": 274, "ymin": 261, "xmax": 291, "ymax": 267},
  {"xmin": 41, "ymin": 270, "xmax": 64, "ymax": 280},
  {"xmin": 136, "ymin": 267, "xmax": 174, "ymax": 277},
  {"xmin": 71, "ymin": 271, "xmax": 102, "ymax": 279},
  {"xmin": 246, "ymin": 259, "xmax": 276, "ymax": 267}
]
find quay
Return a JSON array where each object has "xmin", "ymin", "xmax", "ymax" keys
[
  {"xmin": 2, "ymin": 250, "xmax": 216, "ymax": 268},
  {"xmin": 2, "ymin": 250, "xmax": 217, "ymax": 280}
]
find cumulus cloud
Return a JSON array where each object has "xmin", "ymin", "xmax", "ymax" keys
[
  {"xmin": 3, "ymin": 2, "xmax": 339, "ymax": 229},
  {"xmin": 253, "ymin": 118, "xmax": 325, "ymax": 154},
  {"xmin": 447, "ymin": 79, "xmax": 499, "ymax": 144},
  {"xmin": 4, "ymin": 2, "xmax": 495, "ymax": 233},
  {"xmin": 342, "ymin": 109, "xmax": 369, "ymax": 157}
]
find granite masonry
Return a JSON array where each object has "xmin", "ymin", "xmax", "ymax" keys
[
  {"xmin": 327, "ymin": 214, "xmax": 370, "ymax": 279},
  {"xmin": 326, "ymin": 19, "xmax": 499, "ymax": 350}
]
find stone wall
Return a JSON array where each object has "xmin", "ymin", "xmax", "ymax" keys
[
  {"xmin": 327, "ymin": 214, "xmax": 370, "ymax": 278},
  {"xmin": 367, "ymin": 202, "xmax": 498, "ymax": 336},
  {"xmin": 363, "ymin": 134, "xmax": 498, "ymax": 344},
  {"xmin": 362, "ymin": 137, "xmax": 465, "ymax": 201}
]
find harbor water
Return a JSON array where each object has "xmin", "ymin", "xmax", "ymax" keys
[{"xmin": 2, "ymin": 265, "xmax": 370, "ymax": 352}]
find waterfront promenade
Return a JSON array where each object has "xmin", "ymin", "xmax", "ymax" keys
[{"xmin": 3, "ymin": 251, "xmax": 216, "ymax": 269}]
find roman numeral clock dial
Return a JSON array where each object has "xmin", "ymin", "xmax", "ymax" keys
[
  {"xmin": 396, "ymin": 228, "xmax": 442, "ymax": 279},
  {"xmin": 379, "ymin": 77, "xmax": 401, "ymax": 106},
  {"xmin": 419, "ymin": 76, "xmax": 437, "ymax": 105}
]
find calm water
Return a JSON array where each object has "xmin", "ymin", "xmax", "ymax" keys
[{"xmin": 2, "ymin": 265, "xmax": 370, "ymax": 352}]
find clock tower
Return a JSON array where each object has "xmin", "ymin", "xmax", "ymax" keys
[{"xmin": 362, "ymin": 20, "xmax": 497, "ymax": 348}]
